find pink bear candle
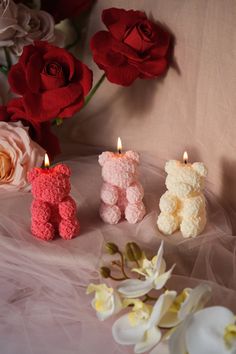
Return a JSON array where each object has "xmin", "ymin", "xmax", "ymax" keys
[
  {"xmin": 27, "ymin": 154, "xmax": 80, "ymax": 241},
  {"xmin": 98, "ymin": 138, "xmax": 146, "ymax": 224}
]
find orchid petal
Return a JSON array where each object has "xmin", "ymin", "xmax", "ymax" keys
[
  {"xmin": 112, "ymin": 313, "xmax": 147, "ymax": 345},
  {"xmin": 159, "ymin": 310, "xmax": 179, "ymax": 328},
  {"xmin": 134, "ymin": 326, "xmax": 162, "ymax": 353},
  {"xmin": 168, "ymin": 317, "xmax": 191, "ymax": 354},
  {"xmin": 117, "ymin": 278, "xmax": 153, "ymax": 298},
  {"xmin": 179, "ymin": 283, "xmax": 211, "ymax": 321},
  {"xmin": 149, "ymin": 341, "xmax": 170, "ymax": 354},
  {"xmin": 186, "ymin": 306, "xmax": 235, "ymax": 354},
  {"xmin": 148, "ymin": 291, "xmax": 177, "ymax": 328},
  {"xmin": 154, "ymin": 264, "xmax": 175, "ymax": 290},
  {"xmin": 155, "ymin": 241, "xmax": 164, "ymax": 273}
]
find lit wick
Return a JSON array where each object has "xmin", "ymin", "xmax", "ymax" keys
[
  {"xmin": 117, "ymin": 137, "xmax": 122, "ymax": 155},
  {"xmin": 44, "ymin": 153, "xmax": 50, "ymax": 169},
  {"xmin": 183, "ymin": 151, "xmax": 188, "ymax": 165}
]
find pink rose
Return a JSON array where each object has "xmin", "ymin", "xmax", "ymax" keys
[
  {"xmin": 0, "ymin": 0, "xmax": 26, "ymax": 48},
  {"xmin": 0, "ymin": 121, "xmax": 45, "ymax": 191},
  {"xmin": 12, "ymin": 3, "xmax": 64, "ymax": 55}
]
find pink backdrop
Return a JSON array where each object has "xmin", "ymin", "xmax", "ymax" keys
[{"xmin": 58, "ymin": 0, "xmax": 236, "ymax": 232}]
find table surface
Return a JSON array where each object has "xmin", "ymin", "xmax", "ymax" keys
[{"xmin": 0, "ymin": 155, "xmax": 235, "ymax": 354}]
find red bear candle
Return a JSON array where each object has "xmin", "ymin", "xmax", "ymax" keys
[{"xmin": 27, "ymin": 154, "xmax": 80, "ymax": 241}]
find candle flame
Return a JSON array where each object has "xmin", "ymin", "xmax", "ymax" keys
[
  {"xmin": 117, "ymin": 137, "xmax": 122, "ymax": 154},
  {"xmin": 183, "ymin": 151, "xmax": 188, "ymax": 164},
  {"xmin": 44, "ymin": 153, "xmax": 50, "ymax": 168}
]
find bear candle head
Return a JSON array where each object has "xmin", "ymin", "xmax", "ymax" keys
[
  {"xmin": 27, "ymin": 164, "xmax": 71, "ymax": 204},
  {"xmin": 99, "ymin": 151, "xmax": 140, "ymax": 189}
]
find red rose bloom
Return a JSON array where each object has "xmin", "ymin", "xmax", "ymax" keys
[
  {"xmin": 91, "ymin": 8, "xmax": 172, "ymax": 86},
  {"xmin": 7, "ymin": 98, "xmax": 61, "ymax": 159},
  {"xmin": 8, "ymin": 41, "xmax": 93, "ymax": 122},
  {"xmin": 40, "ymin": 0, "xmax": 95, "ymax": 23}
]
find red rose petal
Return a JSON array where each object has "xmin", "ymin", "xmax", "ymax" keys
[
  {"xmin": 23, "ymin": 81, "xmax": 84, "ymax": 121},
  {"xmin": 8, "ymin": 63, "xmax": 28, "ymax": 95},
  {"xmin": 77, "ymin": 61, "xmax": 93, "ymax": 96},
  {"xmin": 104, "ymin": 64, "xmax": 139, "ymax": 86},
  {"xmin": 26, "ymin": 52, "xmax": 44, "ymax": 93},
  {"xmin": 43, "ymin": 47, "xmax": 76, "ymax": 81},
  {"xmin": 0, "ymin": 105, "xmax": 9, "ymax": 121},
  {"xmin": 102, "ymin": 8, "xmax": 146, "ymax": 41},
  {"xmin": 136, "ymin": 58, "xmax": 168, "ymax": 78},
  {"xmin": 40, "ymin": 72, "xmax": 65, "ymax": 90},
  {"xmin": 59, "ymin": 94, "xmax": 84, "ymax": 118}
]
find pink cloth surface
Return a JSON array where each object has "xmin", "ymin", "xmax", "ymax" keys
[
  {"xmin": 57, "ymin": 0, "xmax": 236, "ymax": 233},
  {"xmin": 0, "ymin": 155, "xmax": 235, "ymax": 354}
]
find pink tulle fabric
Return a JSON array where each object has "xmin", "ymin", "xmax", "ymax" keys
[
  {"xmin": 98, "ymin": 151, "xmax": 146, "ymax": 224},
  {"xmin": 27, "ymin": 164, "xmax": 80, "ymax": 240},
  {"xmin": 0, "ymin": 155, "xmax": 235, "ymax": 354}
]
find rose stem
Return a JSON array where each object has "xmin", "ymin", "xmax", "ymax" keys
[{"xmin": 83, "ymin": 73, "xmax": 106, "ymax": 107}]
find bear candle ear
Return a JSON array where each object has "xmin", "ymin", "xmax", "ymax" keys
[
  {"xmin": 165, "ymin": 160, "xmax": 179, "ymax": 174},
  {"xmin": 192, "ymin": 162, "xmax": 208, "ymax": 177},
  {"xmin": 125, "ymin": 151, "xmax": 139, "ymax": 163},
  {"xmin": 27, "ymin": 168, "xmax": 41, "ymax": 183},
  {"xmin": 98, "ymin": 151, "xmax": 114, "ymax": 166},
  {"xmin": 53, "ymin": 164, "xmax": 71, "ymax": 176}
]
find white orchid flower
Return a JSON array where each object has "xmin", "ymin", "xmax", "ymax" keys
[
  {"xmin": 159, "ymin": 283, "xmax": 212, "ymax": 328},
  {"xmin": 117, "ymin": 241, "xmax": 175, "ymax": 298},
  {"xmin": 112, "ymin": 290, "xmax": 177, "ymax": 354},
  {"xmin": 169, "ymin": 306, "xmax": 236, "ymax": 354},
  {"xmin": 86, "ymin": 283, "xmax": 122, "ymax": 321}
]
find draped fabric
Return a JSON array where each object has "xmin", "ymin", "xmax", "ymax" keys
[
  {"xmin": 0, "ymin": 156, "xmax": 235, "ymax": 353},
  {"xmin": 1, "ymin": 0, "xmax": 236, "ymax": 352}
]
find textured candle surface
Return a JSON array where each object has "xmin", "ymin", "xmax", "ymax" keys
[
  {"xmin": 98, "ymin": 151, "xmax": 146, "ymax": 224},
  {"xmin": 157, "ymin": 160, "xmax": 208, "ymax": 238},
  {"xmin": 27, "ymin": 164, "xmax": 80, "ymax": 241}
]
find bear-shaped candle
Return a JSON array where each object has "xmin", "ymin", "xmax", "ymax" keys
[
  {"xmin": 157, "ymin": 152, "xmax": 208, "ymax": 238},
  {"xmin": 98, "ymin": 138, "xmax": 146, "ymax": 224},
  {"xmin": 27, "ymin": 154, "xmax": 80, "ymax": 241}
]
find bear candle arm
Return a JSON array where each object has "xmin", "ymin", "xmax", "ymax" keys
[
  {"xmin": 58, "ymin": 196, "xmax": 77, "ymax": 219},
  {"xmin": 31, "ymin": 200, "xmax": 51, "ymax": 222},
  {"xmin": 126, "ymin": 182, "xmax": 144, "ymax": 204},
  {"xmin": 100, "ymin": 183, "xmax": 119, "ymax": 205}
]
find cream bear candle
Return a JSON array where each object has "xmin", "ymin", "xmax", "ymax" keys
[
  {"xmin": 98, "ymin": 138, "xmax": 146, "ymax": 224},
  {"xmin": 27, "ymin": 154, "xmax": 80, "ymax": 241},
  {"xmin": 157, "ymin": 152, "xmax": 208, "ymax": 238}
]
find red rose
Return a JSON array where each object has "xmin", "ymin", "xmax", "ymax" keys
[
  {"xmin": 0, "ymin": 105, "xmax": 10, "ymax": 121},
  {"xmin": 40, "ymin": 0, "xmax": 95, "ymax": 23},
  {"xmin": 8, "ymin": 41, "xmax": 93, "ymax": 122},
  {"xmin": 7, "ymin": 98, "xmax": 60, "ymax": 159},
  {"xmin": 91, "ymin": 8, "xmax": 172, "ymax": 86}
]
